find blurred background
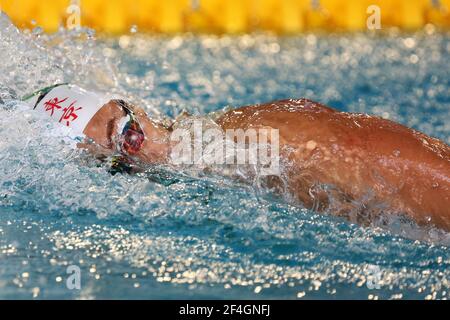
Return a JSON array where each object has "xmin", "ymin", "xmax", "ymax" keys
[{"xmin": 1, "ymin": 0, "xmax": 450, "ymax": 34}]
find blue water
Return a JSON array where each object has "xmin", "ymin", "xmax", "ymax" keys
[{"xmin": 0, "ymin": 15, "xmax": 449, "ymax": 299}]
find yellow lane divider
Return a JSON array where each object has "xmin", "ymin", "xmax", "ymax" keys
[{"xmin": 0, "ymin": 0, "xmax": 449, "ymax": 34}]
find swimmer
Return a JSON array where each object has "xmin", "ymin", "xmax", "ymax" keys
[{"xmin": 24, "ymin": 84, "xmax": 450, "ymax": 231}]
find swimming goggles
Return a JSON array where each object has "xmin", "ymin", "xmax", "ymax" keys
[
  {"xmin": 113, "ymin": 99, "xmax": 146, "ymax": 156},
  {"xmin": 109, "ymin": 100, "xmax": 146, "ymax": 174}
]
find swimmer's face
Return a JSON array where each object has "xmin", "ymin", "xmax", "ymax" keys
[
  {"xmin": 82, "ymin": 101, "xmax": 125, "ymax": 153},
  {"xmin": 81, "ymin": 101, "xmax": 170, "ymax": 164}
]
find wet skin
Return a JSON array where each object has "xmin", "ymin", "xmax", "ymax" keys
[{"xmin": 82, "ymin": 99, "xmax": 450, "ymax": 231}]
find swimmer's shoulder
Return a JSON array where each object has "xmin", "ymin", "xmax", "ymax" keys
[
  {"xmin": 216, "ymin": 98, "xmax": 336, "ymax": 127},
  {"xmin": 243, "ymin": 98, "xmax": 336, "ymax": 113}
]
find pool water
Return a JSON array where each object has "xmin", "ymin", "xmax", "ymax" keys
[{"xmin": 0, "ymin": 14, "xmax": 449, "ymax": 299}]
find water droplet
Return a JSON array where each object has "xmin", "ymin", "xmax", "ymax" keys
[
  {"xmin": 410, "ymin": 54, "xmax": 419, "ymax": 64},
  {"xmin": 306, "ymin": 140, "xmax": 317, "ymax": 151},
  {"xmin": 86, "ymin": 29, "xmax": 96, "ymax": 39},
  {"xmin": 403, "ymin": 37, "xmax": 416, "ymax": 49},
  {"xmin": 32, "ymin": 27, "xmax": 43, "ymax": 36},
  {"xmin": 130, "ymin": 25, "xmax": 138, "ymax": 33},
  {"xmin": 32, "ymin": 287, "xmax": 40, "ymax": 298}
]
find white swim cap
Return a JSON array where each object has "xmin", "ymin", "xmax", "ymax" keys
[{"xmin": 24, "ymin": 84, "xmax": 110, "ymax": 135}]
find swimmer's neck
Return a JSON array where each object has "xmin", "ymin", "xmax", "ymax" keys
[
  {"xmin": 138, "ymin": 118, "xmax": 172, "ymax": 164},
  {"xmin": 137, "ymin": 111, "xmax": 194, "ymax": 164}
]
